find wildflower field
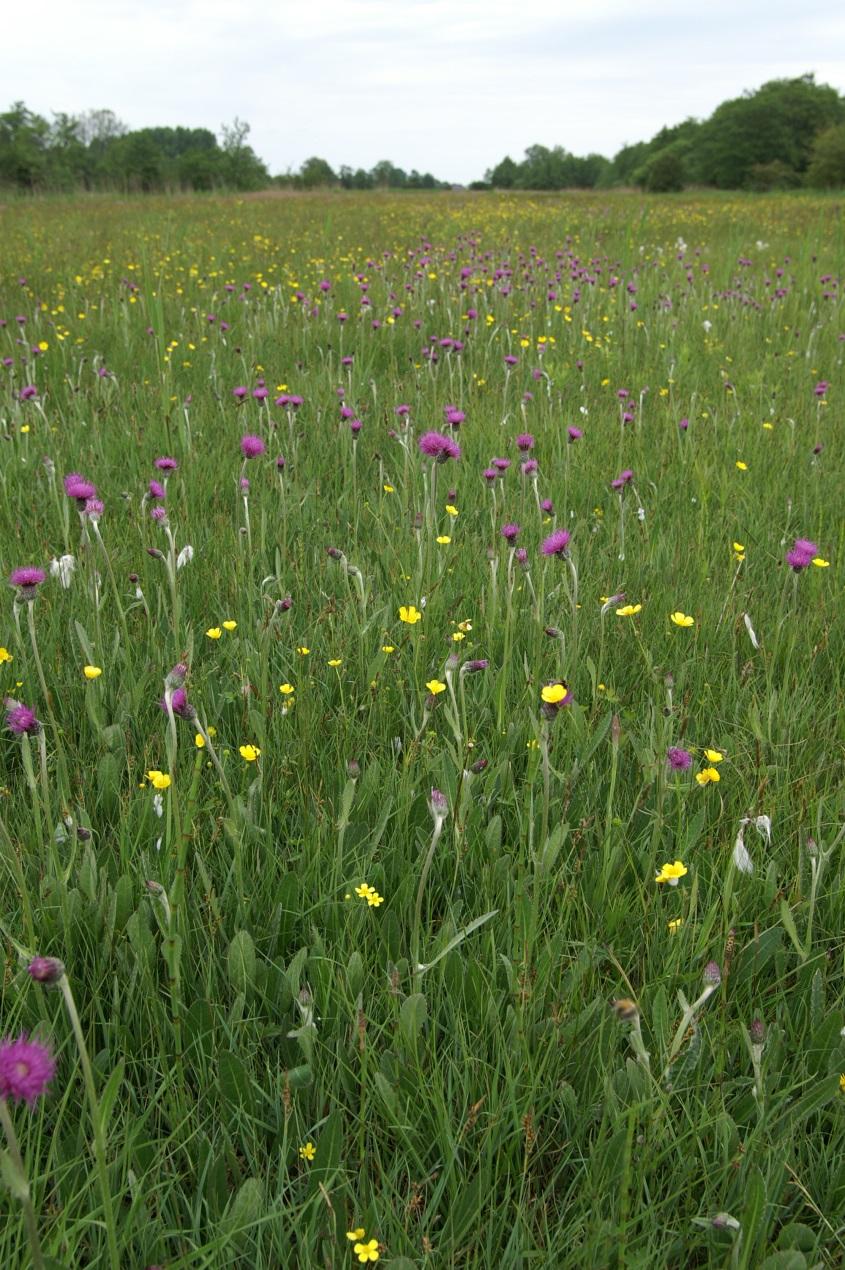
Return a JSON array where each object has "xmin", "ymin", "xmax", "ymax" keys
[{"xmin": 1, "ymin": 189, "xmax": 844, "ymax": 1268}]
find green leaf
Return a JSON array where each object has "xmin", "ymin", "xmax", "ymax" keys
[
  {"xmin": 739, "ymin": 1166, "xmax": 767, "ymax": 1269},
  {"xmin": 99, "ymin": 1058, "xmax": 125, "ymax": 1135},
  {"xmin": 399, "ymin": 992, "xmax": 428, "ymax": 1049},
  {"xmin": 0, "ymin": 1147, "xmax": 30, "ymax": 1201},
  {"xmin": 780, "ymin": 900, "xmax": 805, "ymax": 959},
  {"xmin": 227, "ymin": 929, "xmax": 256, "ymax": 999},
  {"xmin": 417, "ymin": 910, "xmax": 498, "ymax": 975}
]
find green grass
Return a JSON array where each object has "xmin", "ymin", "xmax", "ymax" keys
[{"xmin": 0, "ymin": 189, "xmax": 843, "ymax": 1268}]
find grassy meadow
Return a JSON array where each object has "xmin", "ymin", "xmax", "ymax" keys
[{"xmin": 0, "ymin": 189, "xmax": 844, "ymax": 1268}]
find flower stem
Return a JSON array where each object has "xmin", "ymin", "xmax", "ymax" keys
[{"xmin": 0, "ymin": 1097, "xmax": 46, "ymax": 1270}]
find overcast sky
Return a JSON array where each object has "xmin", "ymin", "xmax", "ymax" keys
[{"xmin": 4, "ymin": 0, "xmax": 844, "ymax": 183}]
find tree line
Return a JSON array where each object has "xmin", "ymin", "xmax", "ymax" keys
[
  {"xmin": 480, "ymin": 75, "xmax": 845, "ymax": 192},
  {"xmin": 2, "ymin": 74, "xmax": 845, "ymax": 194}
]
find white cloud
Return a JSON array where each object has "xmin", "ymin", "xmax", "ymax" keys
[{"xmin": 2, "ymin": 0, "xmax": 843, "ymax": 182}]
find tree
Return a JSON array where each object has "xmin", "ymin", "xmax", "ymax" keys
[
  {"xmin": 806, "ymin": 123, "xmax": 845, "ymax": 188},
  {"xmin": 299, "ymin": 156, "xmax": 337, "ymax": 188},
  {"xmin": 640, "ymin": 149, "xmax": 686, "ymax": 192}
]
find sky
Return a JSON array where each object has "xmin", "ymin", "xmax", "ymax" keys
[{"xmin": 3, "ymin": 0, "xmax": 845, "ymax": 183}]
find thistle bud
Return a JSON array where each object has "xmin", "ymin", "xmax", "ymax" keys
[
  {"xmin": 470, "ymin": 757, "xmax": 488, "ymax": 774},
  {"xmin": 428, "ymin": 788, "xmax": 449, "ymax": 823},
  {"xmin": 703, "ymin": 960, "xmax": 722, "ymax": 987},
  {"xmin": 166, "ymin": 662, "xmax": 188, "ymax": 689},
  {"xmin": 749, "ymin": 1017, "xmax": 766, "ymax": 1046},
  {"xmin": 346, "ymin": 758, "xmax": 361, "ymax": 779},
  {"xmin": 27, "ymin": 956, "xmax": 65, "ymax": 985},
  {"xmin": 326, "ymin": 546, "xmax": 343, "ymax": 560}
]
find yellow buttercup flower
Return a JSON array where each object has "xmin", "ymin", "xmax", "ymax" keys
[
  {"xmin": 222, "ymin": 620, "xmax": 237, "ymax": 631},
  {"xmin": 279, "ymin": 683, "xmax": 294, "ymax": 695},
  {"xmin": 83, "ymin": 665, "xmax": 103, "ymax": 679},
  {"xmin": 0, "ymin": 648, "xmax": 13, "ymax": 664},
  {"xmin": 239, "ymin": 744, "xmax": 261, "ymax": 762},
  {"xmin": 146, "ymin": 770, "xmax": 171, "ymax": 790},
  {"xmin": 298, "ymin": 1142, "xmax": 316, "ymax": 1162},
  {"xmin": 655, "ymin": 859, "xmax": 688, "ymax": 885},
  {"xmin": 425, "ymin": 679, "xmax": 446, "ymax": 695},
  {"xmin": 399, "ymin": 605, "xmax": 422, "ymax": 624},
  {"xmin": 380, "ymin": 645, "xmax": 395, "ymax": 654},
  {"xmin": 668, "ymin": 917, "xmax": 683, "ymax": 933},
  {"xmin": 383, "ymin": 483, "xmax": 394, "ymax": 493},
  {"xmin": 436, "ymin": 535, "xmax": 451, "ymax": 545},
  {"xmin": 451, "ymin": 631, "xmax": 465, "ymax": 642},
  {"xmin": 353, "ymin": 1238, "xmax": 380, "ymax": 1264},
  {"xmin": 457, "ymin": 619, "xmax": 472, "ymax": 632},
  {"xmin": 616, "ymin": 603, "xmax": 642, "ymax": 617},
  {"xmin": 541, "ymin": 683, "xmax": 567, "ymax": 704},
  {"xmin": 735, "ymin": 461, "xmax": 748, "ymax": 471},
  {"xmin": 703, "ymin": 749, "xmax": 725, "ymax": 763},
  {"xmin": 297, "ymin": 646, "xmax": 310, "ymax": 655},
  {"xmin": 670, "ymin": 612, "xmax": 694, "ymax": 627},
  {"xmin": 347, "ymin": 1228, "xmax": 367, "ymax": 1242},
  {"xmin": 696, "ymin": 767, "xmax": 721, "ymax": 785},
  {"xmin": 445, "ymin": 504, "xmax": 459, "ymax": 516},
  {"xmin": 206, "ymin": 627, "xmax": 222, "ymax": 640},
  {"xmin": 327, "ymin": 658, "xmax": 342, "ymax": 667},
  {"xmin": 812, "ymin": 557, "xmax": 830, "ymax": 568},
  {"xmin": 194, "ymin": 733, "xmax": 205, "ymax": 748}
]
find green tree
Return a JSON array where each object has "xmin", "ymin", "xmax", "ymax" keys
[
  {"xmin": 299, "ymin": 156, "xmax": 337, "ymax": 188},
  {"xmin": 806, "ymin": 123, "xmax": 845, "ymax": 188}
]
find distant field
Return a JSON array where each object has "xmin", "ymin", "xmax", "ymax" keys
[{"xmin": 0, "ymin": 191, "xmax": 843, "ymax": 1268}]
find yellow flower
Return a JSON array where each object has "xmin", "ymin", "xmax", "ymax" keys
[
  {"xmin": 735, "ymin": 461, "xmax": 748, "ymax": 471},
  {"xmin": 0, "ymin": 648, "xmax": 13, "ymax": 664},
  {"xmin": 239, "ymin": 744, "xmax": 261, "ymax": 762},
  {"xmin": 812, "ymin": 557, "xmax": 830, "ymax": 568},
  {"xmin": 206, "ymin": 627, "xmax": 222, "ymax": 640},
  {"xmin": 279, "ymin": 683, "xmax": 295, "ymax": 695},
  {"xmin": 354, "ymin": 883, "xmax": 375, "ymax": 900},
  {"xmin": 328, "ymin": 658, "xmax": 342, "ymax": 667},
  {"xmin": 383, "ymin": 483, "xmax": 394, "ymax": 493},
  {"xmin": 669, "ymin": 612, "xmax": 694, "ymax": 627},
  {"xmin": 655, "ymin": 859, "xmax": 688, "ymax": 885},
  {"xmin": 146, "ymin": 770, "xmax": 171, "ymax": 790},
  {"xmin": 298, "ymin": 1142, "xmax": 316, "ymax": 1162},
  {"xmin": 436, "ymin": 535, "xmax": 451, "ymax": 545},
  {"xmin": 194, "ymin": 733, "xmax": 205, "ymax": 748},
  {"xmin": 297, "ymin": 646, "xmax": 310, "ymax": 655},
  {"xmin": 425, "ymin": 679, "xmax": 446, "ymax": 695},
  {"xmin": 222, "ymin": 620, "xmax": 237, "ymax": 631},
  {"xmin": 541, "ymin": 683, "xmax": 567, "ymax": 704},
  {"xmin": 380, "ymin": 645, "xmax": 395, "ymax": 654},
  {"xmin": 353, "ymin": 1238, "xmax": 380, "ymax": 1263},
  {"xmin": 668, "ymin": 917, "xmax": 683, "ymax": 933},
  {"xmin": 399, "ymin": 605, "xmax": 422, "ymax": 624},
  {"xmin": 616, "ymin": 604, "xmax": 642, "ymax": 617},
  {"xmin": 457, "ymin": 619, "xmax": 472, "ymax": 632},
  {"xmin": 451, "ymin": 631, "xmax": 465, "ymax": 642},
  {"xmin": 703, "ymin": 749, "xmax": 725, "ymax": 763},
  {"xmin": 207, "ymin": 726, "xmax": 217, "ymax": 737},
  {"xmin": 445, "ymin": 504, "xmax": 459, "ymax": 516},
  {"xmin": 840, "ymin": 1073, "xmax": 845, "ymax": 1094},
  {"xmin": 696, "ymin": 767, "xmax": 721, "ymax": 785},
  {"xmin": 732, "ymin": 540, "xmax": 746, "ymax": 562},
  {"xmin": 83, "ymin": 665, "xmax": 103, "ymax": 679},
  {"xmin": 347, "ymin": 1228, "xmax": 367, "ymax": 1242},
  {"xmin": 366, "ymin": 890, "xmax": 384, "ymax": 908}
]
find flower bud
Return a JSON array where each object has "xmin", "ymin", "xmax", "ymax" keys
[
  {"xmin": 428, "ymin": 788, "xmax": 449, "ymax": 822},
  {"xmin": 470, "ymin": 757, "xmax": 488, "ymax": 774},
  {"xmin": 27, "ymin": 956, "xmax": 65, "ymax": 985},
  {"xmin": 749, "ymin": 1017, "xmax": 766, "ymax": 1045},
  {"xmin": 703, "ymin": 960, "xmax": 722, "ymax": 986},
  {"xmin": 346, "ymin": 758, "xmax": 361, "ymax": 779}
]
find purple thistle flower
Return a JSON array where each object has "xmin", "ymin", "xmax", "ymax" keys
[
  {"xmin": 9, "ymin": 566, "xmax": 46, "ymax": 592},
  {"xmin": 504, "ymin": 354, "xmax": 519, "ymax": 366},
  {"xmin": 678, "ymin": 417, "xmax": 690, "ymax": 431},
  {"xmin": 515, "ymin": 433, "xmax": 534, "ymax": 451},
  {"xmin": 567, "ymin": 426, "xmax": 583, "ymax": 442},
  {"xmin": 541, "ymin": 529, "xmax": 571, "ymax": 557},
  {"xmin": 5, "ymin": 699, "xmax": 41, "ymax": 736},
  {"xmin": 275, "ymin": 455, "xmax": 286, "ymax": 471},
  {"xmin": 462, "ymin": 659, "xmax": 489, "ymax": 674},
  {"xmin": 666, "ymin": 746, "xmax": 692, "ymax": 772},
  {"xmin": 27, "ymin": 956, "xmax": 65, "ymax": 985},
  {"xmin": 63, "ymin": 472, "xmax": 97, "ymax": 503},
  {"xmin": 515, "ymin": 547, "xmax": 528, "ymax": 566},
  {"xmin": 501, "ymin": 523, "xmax": 521, "ymax": 543},
  {"xmin": 785, "ymin": 538, "xmax": 819, "ymax": 570},
  {"xmin": 814, "ymin": 380, "xmax": 828, "ymax": 397},
  {"xmin": 84, "ymin": 498, "xmax": 104, "ymax": 521},
  {"xmin": 232, "ymin": 386, "xmax": 248, "ymax": 400},
  {"xmin": 419, "ymin": 431, "xmax": 461, "ymax": 462},
  {"xmin": 349, "ymin": 419, "xmax": 363, "ymax": 435},
  {"xmin": 19, "ymin": 385, "xmax": 38, "ymax": 401},
  {"xmin": 611, "ymin": 468, "xmax": 633, "ymax": 490},
  {"xmin": 492, "ymin": 457, "xmax": 511, "ymax": 473},
  {"xmin": 149, "ymin": 479, "xmax": 166, "ymax": 500},
  {"xmin": 159, "ymin": 687, "xmax": 196, "ymax": 721},
  {"xmin": 240, "ymin": 434, "xmax": 266, "ymax": 459},
  {"xmin": 482, "ymin": 467, "xmax": 497, "ymax": 483},
  {"xmin": 0, "ymin": 1033, "xmax": 56, "ymax": 1106},
  {"xmin": 521, "ymin": 459, "xmax": 539, "ymax": 477},
  {"xmin": 154, "ymin": 456, "xmax": 178, "ymax": 472},
  {"xmin": 541, "ymin": 498, "xmax": 554, "ymax": 514},
  {"xmin": 394, "ymin": 404, "xmax": 410, "ymax": 417}
]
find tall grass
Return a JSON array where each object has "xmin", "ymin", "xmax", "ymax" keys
[{"xmin": 0, "ymin": 189, "xmax": 843, "ymax": 1268}]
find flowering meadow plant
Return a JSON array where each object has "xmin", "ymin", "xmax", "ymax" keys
[{"xmin": 0, "ymin": 191, "xmax": 840, "ymax": 1267}]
